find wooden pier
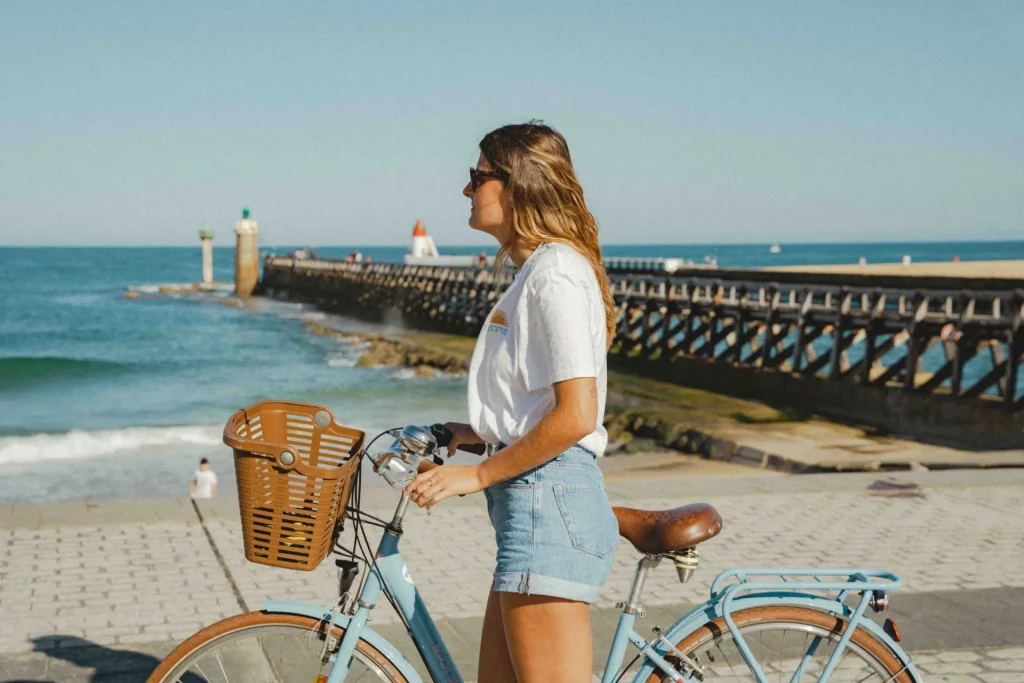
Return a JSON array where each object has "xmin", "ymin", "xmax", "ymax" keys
[{"xmin": 260, "ymin": 257, "xmax": 1024, "ymax": 449}]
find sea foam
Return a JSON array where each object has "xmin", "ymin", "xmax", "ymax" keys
[{"xmin": 0, "ymin": 425, "xmax": 221, "ymax": 466}]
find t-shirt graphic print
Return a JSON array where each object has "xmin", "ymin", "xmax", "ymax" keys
[{"xmin": 487, "ymin": 309, "xmax": 510, "ymax": 336}]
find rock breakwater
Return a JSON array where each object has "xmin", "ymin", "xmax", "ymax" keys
[{"xmin": 306, "ymin": 322, "xmax": 468, "ymax": 378}]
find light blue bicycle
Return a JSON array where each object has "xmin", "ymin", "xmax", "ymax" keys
[{"xmin": 150, "ymin": 418, "xmax": 920, "ymax": 683}]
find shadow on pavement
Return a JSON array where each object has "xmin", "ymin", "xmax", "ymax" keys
[{"xmin": 13, "ymin": 635, "xmax": 203, "ymax": 683}]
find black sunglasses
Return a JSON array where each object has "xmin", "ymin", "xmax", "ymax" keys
[{"xmin": 469, "ymin": 167, "xmax": 508, "ymax": 191}]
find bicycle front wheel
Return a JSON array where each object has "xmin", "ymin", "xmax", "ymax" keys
[
  {"xmin": 146, "ymin": 611, "xmax": 409, "ymax": 683},
  {"xmin": 646, "ymin": 606, "xmax": 913, "ymax": 682}
]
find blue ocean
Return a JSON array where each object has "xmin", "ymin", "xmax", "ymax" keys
[{"xmin": 2, "ymin": 241, "xmax": 1022, "ymax": 504}]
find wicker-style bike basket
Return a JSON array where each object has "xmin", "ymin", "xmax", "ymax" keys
[{"xmin": 223, "ymin": 400, "xmax": 364, "ymax": 571}]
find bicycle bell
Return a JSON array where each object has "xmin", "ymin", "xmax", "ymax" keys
[{"xmin": 398, "ymin": 424, "xmax": 437, "ymax": 456}]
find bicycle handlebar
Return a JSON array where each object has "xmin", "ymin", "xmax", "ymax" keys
[{"xmin": 372, "ymin": 423, "xmax": 488, "ymax": 490}]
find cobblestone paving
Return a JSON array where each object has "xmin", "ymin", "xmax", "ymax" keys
[
  {"xmin": 0, "ymin": 521, "xmax": 238, "ymax": 655},
  {"xmin": 1, "ymin": 470, "xmax": 1022, "ymax": 681},
  {"xmin": 910, "ymin": 646, "xmax": 1024, "ymax": 682}
]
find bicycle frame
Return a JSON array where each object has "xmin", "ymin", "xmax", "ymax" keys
[{"xmin": 262, "ymin": 493, "xmax": 919, "ymax": 683}]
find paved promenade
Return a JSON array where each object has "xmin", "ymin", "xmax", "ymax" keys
[{"xmin": 2, "ymin": 462, "xmax": 1023, "ymax": 681}]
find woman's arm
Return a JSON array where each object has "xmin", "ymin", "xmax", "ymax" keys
[
  {"xmin": 405, "ymin": 376, "xmax": 597, "ymax": 507},
  {"xmin": 477, "ymin": 375, "xmax": 596, "ymax": 487}
]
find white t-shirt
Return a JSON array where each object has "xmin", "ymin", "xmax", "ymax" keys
[
  {"xmin": 468, "ymin": 243, "xmax": 608, "ymax": 456},
  {"xmin": 192, "ymin": 468, "xmax": 218, "ymax": 499}
]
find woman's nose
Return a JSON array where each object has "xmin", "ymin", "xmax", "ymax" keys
[{"xmin": 462, "ymin": 182, "xmax": 473, "ymax": 198}]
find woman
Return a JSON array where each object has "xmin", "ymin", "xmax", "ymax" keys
[{"xmin": 405, "ymin": 121, "xmax": 619, "ymax": 682}]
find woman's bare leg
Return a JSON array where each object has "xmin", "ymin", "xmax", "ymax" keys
[
  {"xmin": 477, "ymin": 588, "xmax": 517, "ymax": 683},
  {"xmin": 500, "ymin": 593, "xmax": 593, "ymax": 683}
]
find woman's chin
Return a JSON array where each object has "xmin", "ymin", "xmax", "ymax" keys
[{"xmin": 468, "ymin": 219, "xmax": 502, "ymax": 240}]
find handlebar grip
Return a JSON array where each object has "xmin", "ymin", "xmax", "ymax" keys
[
  {"xmin": 429, "ymin": 424, "xmax": 488, "ymax": 456},
  {"xmin": 429, "ymin": 423, "xmax": 455, "ymax": 448}
]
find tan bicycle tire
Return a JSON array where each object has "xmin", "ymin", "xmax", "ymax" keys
[
  {"xmin": 644, "ymin": 605, "xmax": 913, "ymax": 682},
  {"xmin": 145, "ymin": 610, "xmax": 410, "ymax": 683}
]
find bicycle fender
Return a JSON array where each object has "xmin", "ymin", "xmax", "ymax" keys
[
  {"xmin": 630, "ymin": 594, "xmax": 920, "ymax": 683},
  {"xmin": 263, "ymin": 600, "xmax": 423, "ymax": 683}
]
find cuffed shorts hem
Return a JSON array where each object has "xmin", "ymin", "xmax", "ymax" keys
[{"xmin": 492, "ymin": 571, "xmax": 601, "ymax": 603}]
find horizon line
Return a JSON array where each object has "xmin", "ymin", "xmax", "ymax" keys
[{"xmin": 3, "ymin": 238, "xmax": 1024, "ymax": 249}]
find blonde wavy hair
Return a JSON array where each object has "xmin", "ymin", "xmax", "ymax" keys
[{"xmin": 479, "ymin": 121, "xmax": 616, "ymax": 347}]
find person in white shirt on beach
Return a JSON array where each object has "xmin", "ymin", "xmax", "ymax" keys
[
  {"xmin": 190, "ymin": 458, "xmax": 218, "ymax": 499},
  {"xmin": 403, "ymin": 121, "xmax": 619, "ymax": 683}
]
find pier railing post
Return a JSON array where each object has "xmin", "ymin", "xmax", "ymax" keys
[{"xmin": 1004, "ymin": 291, "xmax": 1024, "ymax": 409}]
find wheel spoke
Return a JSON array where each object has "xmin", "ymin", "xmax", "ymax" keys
[
  {"xmin": 715, "ymin": 640, "xmax": 742, "ymax": 680},
  {"xmin": 855, "ymin": 666, "xmax": 881, "ymax": 683},
  {"xmin": 778, "ymin": 630, "xmax": 785, "ymax": 683},
  {"xmin": 759, "ymin": 629, "xmax": 764, "ymax": 676},
  {"xmin": 791, "ymin": 632, "xmax": 810, "ymax": 683},
  {"xmin": 214, "ymin": 651, "xmax": 229, "ymax": 683},
  {"xmin": 277, "ymin": 632, "xmax": 285, "ymax": 683}
]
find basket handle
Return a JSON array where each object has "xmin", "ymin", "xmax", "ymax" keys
[
  {"xmin": 223, "ymin": 407, "xmax": 286, "ymax": 454},
  {"xmin": 223, "ymin": 408, "xmax": 351, "ymax": 481}
]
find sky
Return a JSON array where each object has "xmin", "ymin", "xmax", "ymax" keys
[{"xmin": 0, "ymin": 1, "xmax": 1021, "ymax": 247}]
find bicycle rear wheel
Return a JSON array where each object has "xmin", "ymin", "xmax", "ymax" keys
[
  {"xmin": 146, "ymin": 611, "xmax": 409, "ymax": 683},
  {"xmin": 645, "ymin": 606, "xmax": 913, "ymax": 682}
]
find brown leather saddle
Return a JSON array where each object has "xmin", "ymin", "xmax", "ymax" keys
[{"xmin": 613, "ymin": 504, "xmax": 723, "ymax": 555}]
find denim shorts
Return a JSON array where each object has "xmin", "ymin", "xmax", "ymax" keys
[{"xmin": 483, "ymin": 444, "xmax": 620, "ymax": 603}]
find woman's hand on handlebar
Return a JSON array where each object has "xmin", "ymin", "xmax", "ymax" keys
[
  {"xmin": 442, "ymin": 422, "xmax": 485, "ymax": 458},
  {"xmin": 405, "ymin": 464, "xmax": 485, "ymax": 509}
]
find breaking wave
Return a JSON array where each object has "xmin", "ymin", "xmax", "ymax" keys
[{"xmin": 0, "ymin": 425, "xmax": 221, "ymax": 466}]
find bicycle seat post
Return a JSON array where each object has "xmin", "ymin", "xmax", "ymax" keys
[{"xmin": 617, "ymin": 554, "xmax": 661, "ymax": 617}]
